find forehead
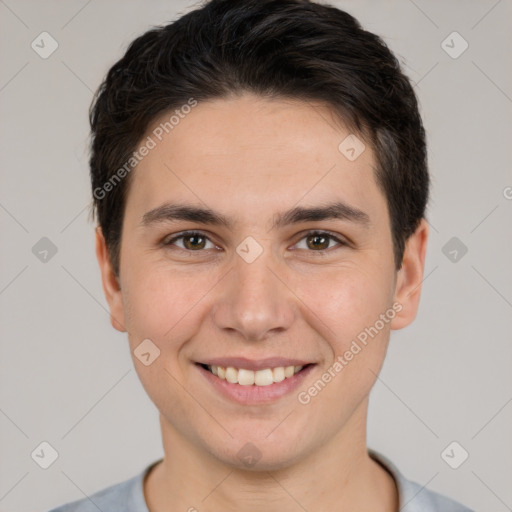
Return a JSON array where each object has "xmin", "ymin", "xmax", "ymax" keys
[{"xmin": 124, "ymin": 93, "xmax": 387, "ymax": 227}]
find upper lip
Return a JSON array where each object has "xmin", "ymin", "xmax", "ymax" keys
[{"xmin": 198, "ymin": 357, "xmax": 314, "ymax": 371}]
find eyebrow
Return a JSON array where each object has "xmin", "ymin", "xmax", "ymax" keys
[{"xmin": 140, "ymin": 201, "xmax": 371, "ymax": 230}]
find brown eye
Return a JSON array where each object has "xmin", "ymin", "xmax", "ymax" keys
[
  {"xmin": 182, "ymin": 233, "xmax": 207, "ymax": 250},
  {"xmin": 306, "ymin": 233, "xmax": 330, "ymax": 250},
  {"xmin": 294, "ymin": 231, "xmax": 346, "ymax": 253},
  {"xmin": 164, "ymin": 231, "xmax": 215, "ymax": 251}
]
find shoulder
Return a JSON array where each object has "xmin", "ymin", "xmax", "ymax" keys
[
  {"xmin": 398, "ymin": 476, "xmax": 474, "ymax": 511},
  {"xmin": 368, "ymin": 449, "xmax": 474, "ymax": 512},
  {"xmin": 46, "ymin": 462, "xmax": 156, "ymax": 512}
]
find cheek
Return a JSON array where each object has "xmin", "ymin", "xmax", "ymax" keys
[
  {"xmin": 294, "ymin": 263, "xmax": 394, "ymax": 351},
  {"xmin": 122, "ymin": 261, "xmax": 206, "ymax": 341},
  {"xmin": 293, "ymin": 269, "xmax": 395, "ymax": 423},
  {"xmin": 121, "ymin": 268, "xmax": 207, "ymax": 414}
]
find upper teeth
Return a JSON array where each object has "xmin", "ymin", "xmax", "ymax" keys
[{"xmin": 209, "ymin": 365, "xmax": 303, "ymax": 386}]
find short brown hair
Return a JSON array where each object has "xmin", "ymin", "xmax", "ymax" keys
[{"xmin": 89, "ymin": 0, "xmax": 429, "ymax": 276}]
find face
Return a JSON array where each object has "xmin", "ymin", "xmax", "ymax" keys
[{"xmin": 97, "ymin": 92, "xmax": 428, "ymax": 470}]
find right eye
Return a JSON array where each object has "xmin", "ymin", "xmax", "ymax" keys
[{"xmin": 163, "ymin": 231, "xmax": 218, "ymax": 252}]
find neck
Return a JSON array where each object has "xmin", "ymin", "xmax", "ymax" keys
[{"xmin": 144, "ymin": 399, "xmax": 398, "ymax": 512}]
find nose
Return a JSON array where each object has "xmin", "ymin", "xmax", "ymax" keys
[{"xmin": 211, "ymin": 248, "xmax": 295, "ymax": 342}]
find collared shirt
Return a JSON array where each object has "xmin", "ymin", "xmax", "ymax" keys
[{"xmin": 47, "ymin": 449, "xmax": 474, "ymax": 511}]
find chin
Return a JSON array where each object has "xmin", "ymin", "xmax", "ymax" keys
[{"xmin": 208, "ymin": 435, "xmax": 308, "ymax": 472}]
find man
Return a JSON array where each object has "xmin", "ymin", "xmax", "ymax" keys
[{"xmin": 49, "ymin": 0, "xmax": 473, "ymax": 510}]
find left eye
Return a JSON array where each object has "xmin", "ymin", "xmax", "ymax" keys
[{"xmin": 293, "ymin": 231, "xmax": 345, "ymax": 252}]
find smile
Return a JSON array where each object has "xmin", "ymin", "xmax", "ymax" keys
[
  {"xmin": 196, "ymin": 360, "xmax": 315, "ymax": 404},
  {"xmin": 203, "ymin": 364, "xmax": 305, "ymax": 386}
]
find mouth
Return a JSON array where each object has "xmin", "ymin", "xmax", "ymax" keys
[
  {"xmin": 198, "ymin": 362, "xmax": 311, "ymax": 386},
  {"xmin": 195, "ymin": 360, "xmax": 316, "ymax": 404}
]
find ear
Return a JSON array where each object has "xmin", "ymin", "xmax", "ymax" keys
[
  {"xmin": 95, "ymin": 226, "xmax": 126, "ymax": 332},
  {"xmin": 390, "ymin": 218, "xmax": 429, "ymax": 330}
]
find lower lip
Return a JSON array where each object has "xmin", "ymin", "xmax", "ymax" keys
[{"xmin": 196, "ymin": 364, "xmax": 315, "ymax": 404}]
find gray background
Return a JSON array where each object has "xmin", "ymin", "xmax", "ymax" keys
[{"xmin": 1, "ymin": 1, "xmax": 511, "ymax": 511}]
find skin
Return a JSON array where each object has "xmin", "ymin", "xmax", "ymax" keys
[{"xmin": 96, "ymin": 92, "xmax": 428, "ymax": 511}]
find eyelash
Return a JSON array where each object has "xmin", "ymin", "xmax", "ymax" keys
[{"xmin": 163, "ymin": 230, "xmax": 347, "ymax": 255}]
